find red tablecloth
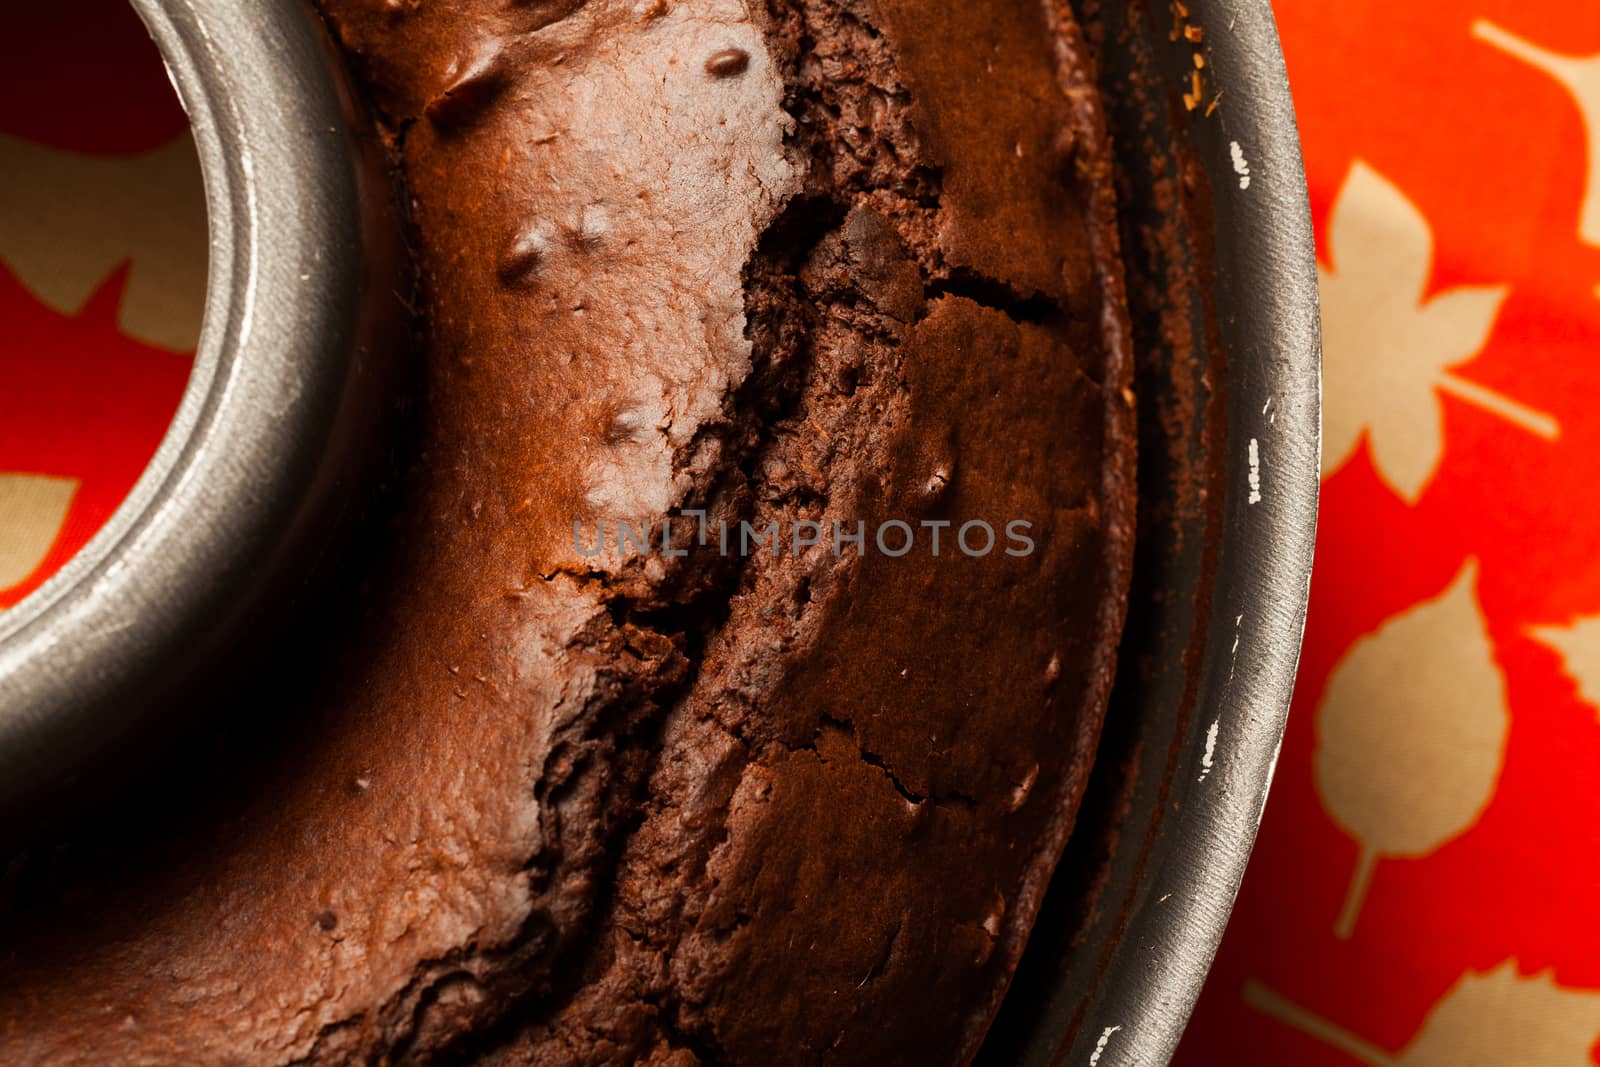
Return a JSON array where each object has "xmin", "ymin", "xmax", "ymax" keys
[
  {"xmin": 1179, "ymin": 1, "xmax": 1600, "ymax": 1063},
  {"xmin": 5, "ymin": 2, "xmax": 1600, "ymax": 1062}
]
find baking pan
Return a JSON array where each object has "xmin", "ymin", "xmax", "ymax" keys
[
  {"xmin": 0, "ymin": 0, "xmax": 1318, "ymax": 1059},
  {"xmin": 981, "ymin": 0, "xmax": 1320, "ymax": 1062},
  {"xmin": 0, "ymin": 0, "xmax": 403, "ymax": 809}
]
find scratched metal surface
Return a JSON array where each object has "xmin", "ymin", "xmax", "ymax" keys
[
  {"xmin": 0, "ymin": 0, "xmax": 400, "ymax": 812},
  {"xmin": 980, "ymin": 0, "xmax": 1320, "ymax": 1063}
]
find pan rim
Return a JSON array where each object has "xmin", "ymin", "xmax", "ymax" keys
[{"xmin": 0, "ymin": 0, "xmax": 379, "ymax": 809}]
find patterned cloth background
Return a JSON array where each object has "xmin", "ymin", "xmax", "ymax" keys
[{"xmin": 3, "ymin": 1, "xmax": 1600, "ymax": 1063}]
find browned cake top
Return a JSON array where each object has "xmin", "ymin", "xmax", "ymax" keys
[{"xmin": 0, "ymin": 1, "xmax": 1133, "ymax": 1063}]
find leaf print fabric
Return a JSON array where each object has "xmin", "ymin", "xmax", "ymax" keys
[
  {"xmin": 1179, "ymin": 2, "xmax": 1600, "ymax": 1064},
  {"xmin": 1314, "ymin": 561, "xmax": 1507, "ymax": 940},
  {"xmin": 1319, "ymin": 163, "xmax": 1555, "ymax": 503},
  {"xmin": 1245, "ymin": 963, "xmax": 1600, "ymax": 1067}
]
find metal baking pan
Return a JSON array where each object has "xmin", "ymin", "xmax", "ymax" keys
[
  {"xmin": 0, "ymin": 0, "xmax": 404, "ymax": 810},
  {"xmin": 981, "ymin": 0, "xmax": 1320, "ymax": 1062},
  {"xmin": 0, "ymin": 0, "xmax": 1318, "ymax": 1060}
]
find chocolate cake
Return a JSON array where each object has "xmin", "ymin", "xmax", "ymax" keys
[{"xmin": 0, "ymin": 0, "xmax": 1134, "ymax": 1062}]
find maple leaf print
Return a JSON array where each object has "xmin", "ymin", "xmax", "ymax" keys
[
  {"xmin": 1315, "ymin": 560, "xmax": 1507, "ymax": 939},
  {"xmin": 0, "ymin": 264, "xmax": 191, "ymax": 609},
  {"xmin": 1320, "ymin": 161, "xmax": 1558, "ymax": 503},
  {"xmin": 1246, "ymin": 962, "xmax": 1600, "ymax": 1066},
  {"xmin": 1530, "ymin": 615, "xmax": 1600, "ymax": 720},
  {"xmin": 0, "ymin": 132, "xmax": 206, "ymax": 353},
  {"xmin": 1475, "ymin": 21, "xmax": 1600, "ymax": 249}
]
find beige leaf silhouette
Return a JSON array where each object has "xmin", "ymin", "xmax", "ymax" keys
[
  {"xmin": 0, "ymin": 473, "xmax": 78, "ymax": 603},
  {"xmin": 1320, "ymin": 161, "xmax": 1558, "ymax": 503},
  {"xmin": 0, "ymin": 133, "xmax": 206, "ymax": 353},
  {"xmin": 1475, "ymin": 21, "xmax": 1600, "ymax": 248},
  {"xmin": 1530, "ymin": 615, "xmax": 1600, "ymax": 718},
  {"xmin": 1315, "ymin": 559, "xmax": 1507, "ymax": 939},
  {"xmin": 1246, "ymin": 962, "xmax": 1600, "ymax": 1066}
]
